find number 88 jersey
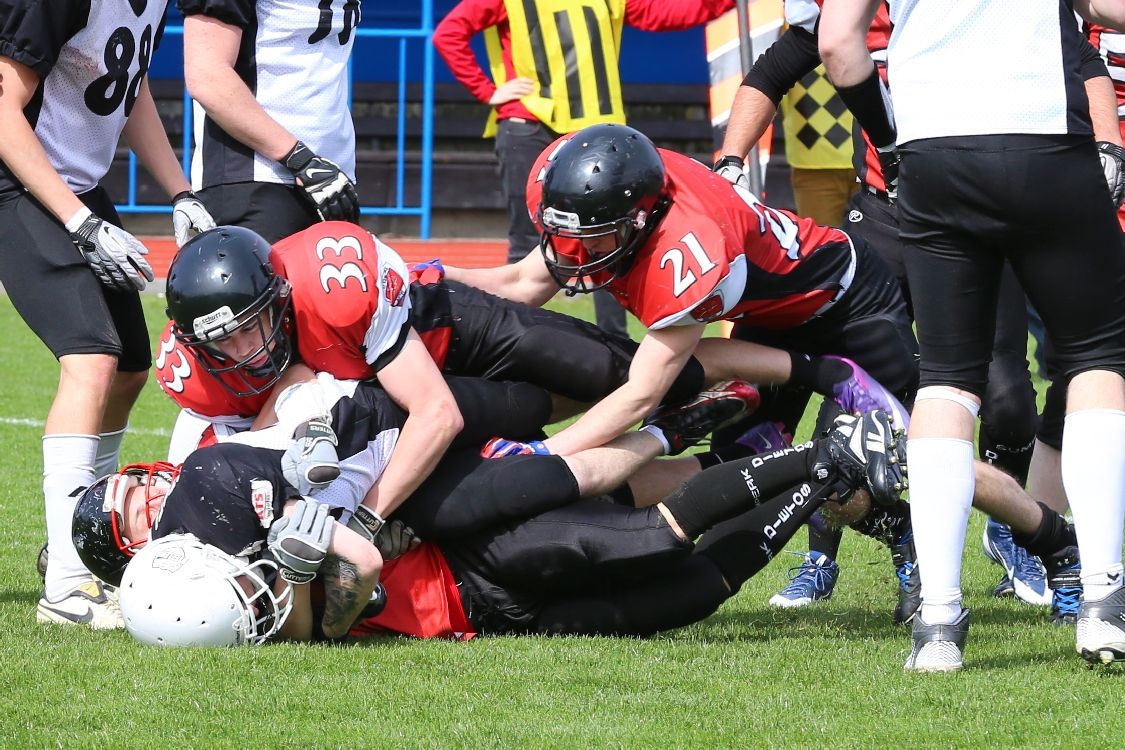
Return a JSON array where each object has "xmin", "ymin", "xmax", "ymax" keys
[{"xmin": 0, "ymin": 0, "xmax": 169, "ymax": 195}]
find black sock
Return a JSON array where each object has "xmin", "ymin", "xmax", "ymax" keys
[
  {"xmin": 787, "ymin": 352, "xmax": 852, "ymax": 396},
  {"xmin": 695, "ymin": 440, "xmax": 757, "ymax": 471},
  {"xmin": 1011, "ymin": 501, "xmax": 1077, "ymax": 558},
  {"xmin": 808, "ymin": 522, "xmax": 844, "ymax": 559},
  {"xmin": 663, "ymin": 443, "xmax": 817, "ymax": 538}
]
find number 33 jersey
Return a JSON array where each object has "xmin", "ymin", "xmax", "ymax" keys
[
  {"xmin": 0, "ymin": 0, "xmax": 170, "ymax": 195},
  {"xmin": 528, "ymin": 143, "xmax": 857, "ymax": 331}
]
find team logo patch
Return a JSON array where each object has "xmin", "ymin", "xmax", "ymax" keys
[
  {"xmin": 251, "ymin": 479, "xmax": 274, "ymax": 528},
  {"xmin": 151, "ymin": 546, "xmax": 187, "ymax": 573},
  {"xmin": 691, "ymin": 294, "xmax": 725, "ymax": 322},
  {"xmin": 382, "ymin": 267, "xmax": 407, "ymax": 307},
  {"xmin": 848, "ymin": 209, "xmax": 863, "ymax": 224}
]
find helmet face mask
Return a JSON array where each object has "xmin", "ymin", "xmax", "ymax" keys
[
  {"xmin": 119, "ymin": 534, "xmax": 293, "ymax": 647},
  {"xmin": 72, "ymin": 462, "xmax": 178, "ymax": 586},
  {"xmin": 536, "ymin": 124, "xmax": 669, "ymax": 294},
  {"xmin": 166, "ymin": 227, "xmax": 295, "ymax": 397}
]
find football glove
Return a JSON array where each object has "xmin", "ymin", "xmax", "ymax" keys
[
  {"xmin": 876, "ymin": 146, "xmax": 901, "ymax": 201},
  {"xmin": 1097, "ymin": 141, "xmax": 1125, "ymax": 209},
  {"xmin": 410, "ymin": 258, "xmax": 445, "ymax": 284},
  {"xmin": 480, "ymin": 437, "xmax": 551, "ymax": 459},
  {"xmin": 347, "ymin": 506, "xmax": 421, "ymax": 560},
  {"xmin": 282, "ymin": 417, "xmax": 340, "ymax": 496},
  {"xmin": 267, "ymin": 498, "xmax": 334, "ymax": 584},
  {"xmin": 66, "ymin": 207, "xmax": 154, "ymax": 292},
  {"xmin": 283, "ymin": 140, "xmax": 360, "ymax": 223},
  {"xmin": 712, "ymin": 155, "xmax": 749, "ymax": 190},
  {"xmin": 171, "ymin": 190, "xmax": 217, "ymax": 247}
]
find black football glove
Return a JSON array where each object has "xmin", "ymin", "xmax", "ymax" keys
[
  {"xmin": 282, "ymin": 140, "xmax": 360, "ymax": 223},
  {"xmin": 1097, "ymin": 141, "xmax": 1125, "ymax": 209},
  {"xmin": 876, "ymin": 146, "xmax": 901, "ymax": 202}
]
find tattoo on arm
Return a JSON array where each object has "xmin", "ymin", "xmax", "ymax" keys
[{"xmin": 320, "ymin": 554, "xmax": 361, "ymax": 634}]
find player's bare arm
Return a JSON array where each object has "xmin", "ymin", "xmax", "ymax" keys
[
  {"xmin": 542, "ymin": 323, "xmax": 705, "ymax": 456},
  {"xmin": 1076, "ymin": 0, "xmax": 1125, "ymax": 28},
  {"xmin": 121, "ymin": 80, "xmax": 193, "ymax": 198},
  {"xmin": 360, "ymin": 329, "xmax": 464, "ymax": 517},
  {"xmin": 818, "ymin": 0, "xmax": 883, "ymax": 87},
  {"xmin": 183, "ymin": 15, "xmax": 300, "ymax": 162},
  {"xmin": 445, "ymin": 250, "xmax": 561, "ymax": 307},
  {"xmin": 0, "ymin": 57, "xmax": 86, "ymax": 223}
]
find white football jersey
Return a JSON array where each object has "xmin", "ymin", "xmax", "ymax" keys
[
  {"xmin": 0, "ymin": 0, "xmax": 170, "ymax": 195},
  {"xmin": 185, "ymin": 0, "xmax": 359, "ymax": 190},
  {"xmin": 888, "ymin": 0, "xmax": 1093, "ymax": 143}
]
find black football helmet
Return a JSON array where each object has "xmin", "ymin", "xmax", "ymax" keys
[
  {"xmin": 165, "ymin": 226, "xmax": 294, "ymax": 396},
  {"xmin": 537, "ymin": 124, "xmax": 670, "ymax": 293},
  {"xmin": 72, "ymin": 463, "xmax": 178, "ymax": 586}
]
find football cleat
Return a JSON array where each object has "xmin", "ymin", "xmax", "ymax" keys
[
  {"xmin": 982, "ymin": 519, "xmax": 1051, "ymax": 606},
  {"xmin": 37, "ymin": 579, "xmax": 123, "ymax": 630},
  {"xmin": 768, "ymin": 551, "xmax": 840, "ymax": 608},
  {"xmin": 992, "ymin": 574, "xmax": 1015, "ymax": 598},
  {"xmin": 813, "ymin": 410, "xmax": 908, "ymax": 506},
  {"xmin": 826, "ymin": 355, "xmax": 911, "ymax": 430},
  {"xmin": 735, "ymin": 421, "xmax": 792, "ymax": 453},
  {"xmin": 891, "ymin": 530, "xmax": 922, "ymax": 625},
  {"xmin": 1044, "ymin": 544, "xmax": 1082, "ymax": 625},
  {"xmin": 642, "ymin": 380, "xmax": 761, "ymax": 455},
  {"xmin": 904, "ymin": 608, "xmax": 971, "ymax": 673},
  {"xmin": 1076, "ymin": 585, "xmax": 1125, "ymax": 664}
]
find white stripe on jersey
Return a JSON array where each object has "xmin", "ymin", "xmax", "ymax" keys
[
  {"xmin": 36, "ymin": 1, "xmax": 170, "ymax": 193},
  {"xmin": 191, "ymin": 0, "xmax": 358, "ymax": 189},
  {"xmin": 888, "ymin": 0, "xmax": 1087, "ymax": 142}
]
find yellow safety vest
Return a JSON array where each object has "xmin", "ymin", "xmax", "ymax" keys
[
  {"xmin": 483, "ymin": 0, "xmax": 628, "ymax": 137},
  {"xmin": 779, "ymin": 63, "xmax": 854, "ymax": 169}
]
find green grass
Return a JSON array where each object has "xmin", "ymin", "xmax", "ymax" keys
[{"xmin": 1, "ymin": 293, "xmax": 1123, "ymax": 749}]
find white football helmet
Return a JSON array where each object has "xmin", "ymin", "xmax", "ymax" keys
[{"xmin": 118, "ymin": 534, "xmax": 293, "ymax": 646}]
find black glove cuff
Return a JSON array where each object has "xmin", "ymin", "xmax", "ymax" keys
[
  {"xmin": 171, "ymin": 190, "xmax": 198, "ymax": 206},
  {"xmin": 713, "ymin": 155, "xmax": 745, "ymax": 172},
  {"xmin": 283, "ymin": 141, "xmax": 314, "ymax": 172},
  {"xmin": 1097, "ymin": 141, "xmax": 1125, "ymax": 162}
]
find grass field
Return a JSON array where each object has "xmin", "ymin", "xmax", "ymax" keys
[{"xmin": 1, "ymin": 292, "xmax": 1123, "ymax": 749}]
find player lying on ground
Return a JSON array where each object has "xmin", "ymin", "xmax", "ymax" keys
[{"xmin": 111, "ymin": 404, "xmax": 908, "ymax": 645}]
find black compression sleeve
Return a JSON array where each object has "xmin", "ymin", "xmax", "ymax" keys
[
  {"xmin": 741, "ymin": 26, "xmax": 823, "ymax": 104},
  {"xmin": 834, "ymin": 65, "xmax": 897, "ymax": 150}
]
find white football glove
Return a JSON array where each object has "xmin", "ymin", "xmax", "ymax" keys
[
  {"xmin": 282, "ymin": 140, "xmax": 360, "ymax": 223},
  {"xmin": 66, "ymin": 206, "xmax": 154, "ymax": 292},
  {"xmin": 171, "ymin": 190, "xmax": 217, "ymax": 247},
  {"xmin": 1097, "ymin": 141, "xmax": 1125, "ymax": 209},
  {"xmin": 712, "ymin": 155, "xmax": 750, "ymax": 190},
  {"xmin": 267, "ymin": 498, "xmax": 334, "ymax": 584},
  {"xmin": 281, "ymin": 417, "xmax": 340, "ymax": 496}
]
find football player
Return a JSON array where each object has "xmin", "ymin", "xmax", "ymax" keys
[
  {"xmin": 0, "ymin": 0, "xmax": 214, "ymax": 629},
  {"xmin": 106, "ymin": 404, "xmax": 910, "ymax": 646}
]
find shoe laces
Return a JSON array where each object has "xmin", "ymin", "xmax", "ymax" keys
[
  {"xmin": 1052, "ymin": 585, "xmax": 1082, "ymax": 619},
  {"xmin": 781, "ymin": 551, "xmax": 837, "ymax": 594}
]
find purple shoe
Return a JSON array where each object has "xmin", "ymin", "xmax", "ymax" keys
[{"xmin": 827, "ymin": 356, "xmax": 911, "ymax": 430}]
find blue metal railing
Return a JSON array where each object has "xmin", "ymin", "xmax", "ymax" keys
[{"xmin": 117, "ymin": 3, "xmax": 435, "ymax": 238}]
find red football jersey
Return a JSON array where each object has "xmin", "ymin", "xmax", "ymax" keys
[
  {"xmin": 270, "ymin": 222, "xmax": 413, "ymax": 380},
  {"xmin": 349, "ymin": 542, "xmax": 476, "ymax": 641},
  {"xmin": 528, "ymin": 142, "xmax": 855, "ymax": 330}
]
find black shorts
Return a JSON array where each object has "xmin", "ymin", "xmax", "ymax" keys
[
  {"xmin": 899, "ymin": 134, "xmax": 1125, "ymax": 392},
  {"xmin": 415, "ymin": 280, "xmax": 706, "ymax": 406},
  {"xmin": 441, "ymin": 498, "xmax": 691, "ymax": 634},
  {"xmin": 0, "ymin": 187, "xmax": 150, "ymax": 370},
  {"xmin": 195, "ymin": 182, "xmax": 320, "ymax": 244},
  {"xmin": 727, "ymin": 239, "xmax": 919, "ymax": 432}
]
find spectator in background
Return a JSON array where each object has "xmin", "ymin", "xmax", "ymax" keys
[
  {"xmin": 779, "ymin": 63, "xmax": 857, "ymax": 226},
  {"xmin": 432, "ymin": 0, "xmax": 734, "ymax": 338},
  {"xmin": 0, "ymin": 0, "xmax": 214, "ymax": 629},
  {"xmin": 180, "ymin": 0, "xmax": 361, "ymax": 242}
]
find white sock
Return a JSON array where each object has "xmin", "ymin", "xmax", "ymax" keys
[
  {"xmin": 908, "ymin": 437, "xmax": 975, "ymax": 624},
  {"xmin": 94, "ymin": 425, "xmax": 127, "ymax": 480},
  {"xmin": 1062, "ymin": 409, "xmax": 1125, "ymax": 601},
  {"xmin": 43, "ymin": 434, "xmax": 99, "ymax": 599}
]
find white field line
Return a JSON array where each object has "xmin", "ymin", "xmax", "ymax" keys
[{"xmin": 0, "ymin": 416, "xmax": 170, "ymax": 437}]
